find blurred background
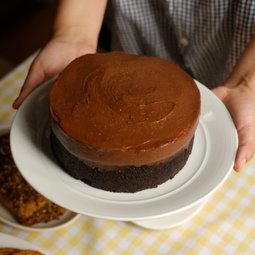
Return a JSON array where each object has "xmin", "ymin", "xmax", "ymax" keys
[{"xmin": 0, "ymin": 0, "xmax": 57, "ymax": 78}]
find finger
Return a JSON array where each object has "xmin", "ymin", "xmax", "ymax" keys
[
  {"xmin": 234, "ymin": 145, "xmax": 254, "ymax": 171},
  {"xmin": 234, "ymin": 126, "xmax": 255, "ymax": 171},
  {"xmin": 13, "ymin": 60, "xmax": 47, "ymax": 109},
  {"xmin": 212, "ymin": 87, "xmax": 228, "ymax": 101}
]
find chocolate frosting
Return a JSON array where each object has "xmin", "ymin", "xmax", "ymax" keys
[{"xmin": 49, "ymin": 52, "xmax": 200, "ymax": 166}]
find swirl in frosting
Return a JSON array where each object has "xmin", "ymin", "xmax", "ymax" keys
[{"xmin": 50, "ymin": 52, "xmax": 200, "ymax": 166}]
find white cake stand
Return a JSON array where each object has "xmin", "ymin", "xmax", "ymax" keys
[{"xmin": 10, "ymin": 80, "xmax": 237, "ymax": 229}]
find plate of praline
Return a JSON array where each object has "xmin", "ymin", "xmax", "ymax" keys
[
  {"xmin": 10, "ymin": 79, "xmax": 238, "ymax": 222},
  {"xmin": 0, "ymin": 125, "xmax": 80, "ymax": 232}
]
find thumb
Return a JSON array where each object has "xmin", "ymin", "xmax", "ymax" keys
[
  {"xmin": 13, "ymin": 60, "xmax": 47, "ymax": 109},
  {"xmin": 212, "ymin": 86, "xmax": 229, "ymax": 101}
]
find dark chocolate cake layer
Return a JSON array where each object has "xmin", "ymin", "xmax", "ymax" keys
[{"xmin": 50, "ymin": 131, "xmax": 194, "ymax": 193}]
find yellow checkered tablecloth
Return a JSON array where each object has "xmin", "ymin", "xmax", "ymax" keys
[{"xmin": 0, "ymin": 55, "xmax": 255, "ymax": 255}]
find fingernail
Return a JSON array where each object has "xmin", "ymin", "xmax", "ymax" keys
[{"xmin": 238, "ymin": 159, "xmax": 246, "ymax": 171}]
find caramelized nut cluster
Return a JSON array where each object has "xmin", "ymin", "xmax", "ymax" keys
[{"xmin": 0, "ymin": 134, "xmax": 66, "ymax": 226}]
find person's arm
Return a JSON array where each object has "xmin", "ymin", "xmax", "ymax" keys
[
  {"xmin": 13, "ymin": 0, "xmax": 107, "ymax": 109},
  {"xmin": 53, "ymin": 0, "xmax": 107, "ymax": 49},
  {"xmin": 213, "ymin": 34, "xmax": 255, "ymax": 171},
  {"xmin": 224, "ymin": 35, "xmax": 255, "ymax": 88}
]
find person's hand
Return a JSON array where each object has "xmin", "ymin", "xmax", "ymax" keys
[
  {"xmin": 13, "ymin": 37, "xmax": 96, "ymax": 109},
  {"xmin": 213, "ymin": 81, "xmax": 255, "ymax": 171}
]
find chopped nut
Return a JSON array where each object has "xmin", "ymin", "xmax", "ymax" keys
[{"xmin": 0, "ymin": 134, "xmax": 66, "ymax": 226}]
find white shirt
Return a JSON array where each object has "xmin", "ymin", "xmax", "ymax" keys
[{"xmin": 106, "ymin": 0, "xmax": 255, "ymax": 88}]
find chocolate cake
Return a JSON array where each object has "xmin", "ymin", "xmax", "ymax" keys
[{"xmin": 49, "ymin": 51, "xmax": 200, "ymax": 193}]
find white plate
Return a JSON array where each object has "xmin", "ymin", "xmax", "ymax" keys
[
  {"xmin": 0, "ymin": 126, "xmax": 80, "ymax": 231},
  {"xmin": 0, "ymin": 204, "xmax": 79, "ymax": 232},
  {"xmin": 0, "ymin": 233, "xmax": 47, "ymax": 253},
  {"xmin": 10, "ymin": 80, "xmax": 238, "ymax": 221}
]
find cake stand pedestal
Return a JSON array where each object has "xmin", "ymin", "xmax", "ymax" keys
[{"xmin": 131, "ymin": 199, "xmax": 207, "ymax": 230}]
